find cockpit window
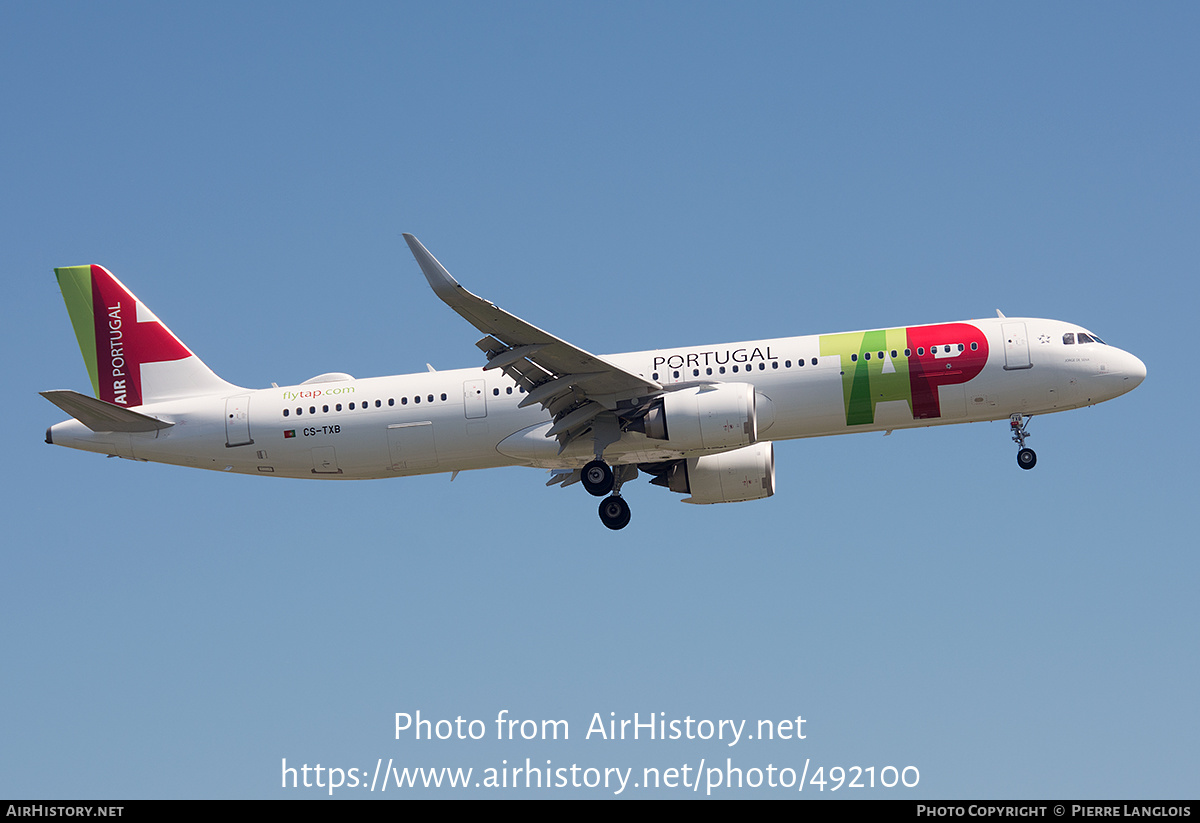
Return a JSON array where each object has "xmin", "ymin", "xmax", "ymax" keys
[
  {"xmin": 1063, "ymin": 333, "xmax": 1075, "ymax": 345},
  {"xmin": 1077, "ymin": 333, "xmax": 1094, "ymax": 343},
  {"xmin": 1091, "ymin": 334, "xmax": 1106, "ymax": 345}
]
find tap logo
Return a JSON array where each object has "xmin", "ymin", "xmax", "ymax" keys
[
  {"xmin": 819, "ymin": 323, "xmax": 989, "ymax": 426},
  {"xmin": 55, "ymin": 265, "xmax": 193, "ymax": 407},
  {"xmin": 90, "ymin": 271, "xmax": 191, "ymax": 406}
]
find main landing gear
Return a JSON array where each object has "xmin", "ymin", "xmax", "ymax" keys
[
  {"xmin": 598, "ymin": 494, "xmax": 631, "ymax": 531},
  {"xmin": 1010, "ymin": 414, "xmax": 1037, "ymax": 470},
  {"xmin": 582, "ymin": 458, "xmax": 633, "ymax": 530},
  {"xmin": 581, "ymin": 459, "xmax": 614, "ymax": 496}
]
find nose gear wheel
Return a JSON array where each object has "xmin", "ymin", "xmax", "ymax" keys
[{"xmin": 1010, "ymin": 414, "xmax": 1037, "ymax": 470}]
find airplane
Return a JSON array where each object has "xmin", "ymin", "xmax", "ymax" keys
[{"xmin": 42, "ymin": 235, "xmax": 1146, "ymax": 530}]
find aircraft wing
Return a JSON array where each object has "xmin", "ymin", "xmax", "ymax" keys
[{"xmin": 404, "ymin": 235, "xmax": 662, "ymax": 438}]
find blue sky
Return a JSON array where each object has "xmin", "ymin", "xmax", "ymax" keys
[{"xmin": 3, "ymin": 1, "xmax": 1197, "ymax": 798}]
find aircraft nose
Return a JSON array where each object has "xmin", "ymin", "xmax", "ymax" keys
[
  {"xmin": 1128, "ymin": 355, "xmax": 1147, "ymax": 388},
  {"xmin": 1127, "ymin": 352, "xmax": 1147, "ymax": 389}
]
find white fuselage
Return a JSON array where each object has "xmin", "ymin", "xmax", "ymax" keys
[{"xmin": 47, "ymin": 316, "xmax": 1145, "ymax": 479}]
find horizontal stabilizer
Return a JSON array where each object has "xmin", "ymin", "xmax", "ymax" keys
[{"xmin": 40, "ymin": 390, "xmax": 174, "ymax": 433}]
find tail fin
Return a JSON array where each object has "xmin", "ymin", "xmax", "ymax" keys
[{"xmin": 54, "ymin": 265, "xmax": 237, "ymax": 406}]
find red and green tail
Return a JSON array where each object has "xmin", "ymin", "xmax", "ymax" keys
[{"xmin": 55, "ymin": 265, "xmax": 236, "ymax": 406}]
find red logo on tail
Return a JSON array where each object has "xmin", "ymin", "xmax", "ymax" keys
[{"xmin": 91, "ymin": 266, "xmax": 189, "ymax": 406}]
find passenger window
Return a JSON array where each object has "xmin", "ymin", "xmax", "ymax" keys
[
  {"xmin": 283, "ymin": 409, "xmax": 289, "ymax": 417},
  {"xmin": 706, "ymin": 368, "xmax": 713, "ymax": 375},
  {"xmin": 323, "ymin": 405, "xmax": 329, "ymax": 413},
  {"xmin": 772, "ymin": 361, "xmax": 779, "ymax": 369},
  {"xmin": 970, "ymin": 343, "xmax": 977, "ymax": 351},
  {"xmin": 917, "ymin": 348, "xmax": 924, "ymax": 356},
  {"xmin": 957, "ymin": 344, "xmax": 964, "ymax": 352},
  {"xmin": 309, "ymin": 407, "xmax": 315, "ymax": 414},
  {"xmin": 811, "ymin": 357, "xmax": 817, "ymax": 365},
  {"xmin": 388, "ymin": 398, "xmax": 394, "ymax": 406},
  {"xmin": 336, "ymin": 404, "xmax": 342, "ymax": 411},
  {"xmin": 863, "ymin": 352, "xmax": 870, "ymax": 361},
  {"xmin": 785, "ymin": 361, "xmax": 792, "ymax": 368},
  {"xmin": 719, "ymin": 366, "xmax": 726, "ymax": 374},
  {"xmin": 427, "ymin": 395, "xmax": 434, "ymax": 403},
  {"xmin": 891, "ymin": 350, "xmax": 897, "ymax": 358},
  {"xmin": 851, "ymin": 354, "xmax": 858, "ymax": 362},
  {"xmin": 414, "ymin": 396, "xmax": 420, "ymax": 404},
  {"xmin": 441, "ymin": 393, "xmax": 447, "ymax": 401},
  {"xmin": 401, "ymin": 397, "xmax": 408, "ymax": 405}
]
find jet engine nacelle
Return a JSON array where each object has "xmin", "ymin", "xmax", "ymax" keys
[
  {"xmin": 636, "ymin": 382, "xmax": 757, "ymax": 452},
  {"xmin": 651, "ymin": 442, "xmax": 776, "ymax": 504}
]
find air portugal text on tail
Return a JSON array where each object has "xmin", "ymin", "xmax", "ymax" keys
[
  {"xmin": 52, "ymin": 265, "xmax": 235, "ymax": 406},
  {"xmin": 42, "ymin": 239, "xmax": 1147, "ymax": 531}
]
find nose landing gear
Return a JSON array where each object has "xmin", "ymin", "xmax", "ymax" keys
[{"xmin": 1010, "ymin": 414, "xmax": 1037, "ymax": 470}]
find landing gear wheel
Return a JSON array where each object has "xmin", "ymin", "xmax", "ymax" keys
[
  {"xmin": 581, "ymin": 459, "xmax": 614, "ymax": 497},
  {"xmin": 598, "ymin": 495, "xmax": 631, "ymax": 531},
  {"xmin": 1017, "ymin": 448, "xmax": 1037, "ymax": 470}
]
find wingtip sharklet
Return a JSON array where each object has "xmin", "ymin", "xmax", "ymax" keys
[{"xmin": 403, "ymin": 234, "xmax": 462, "ymax": 297}]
